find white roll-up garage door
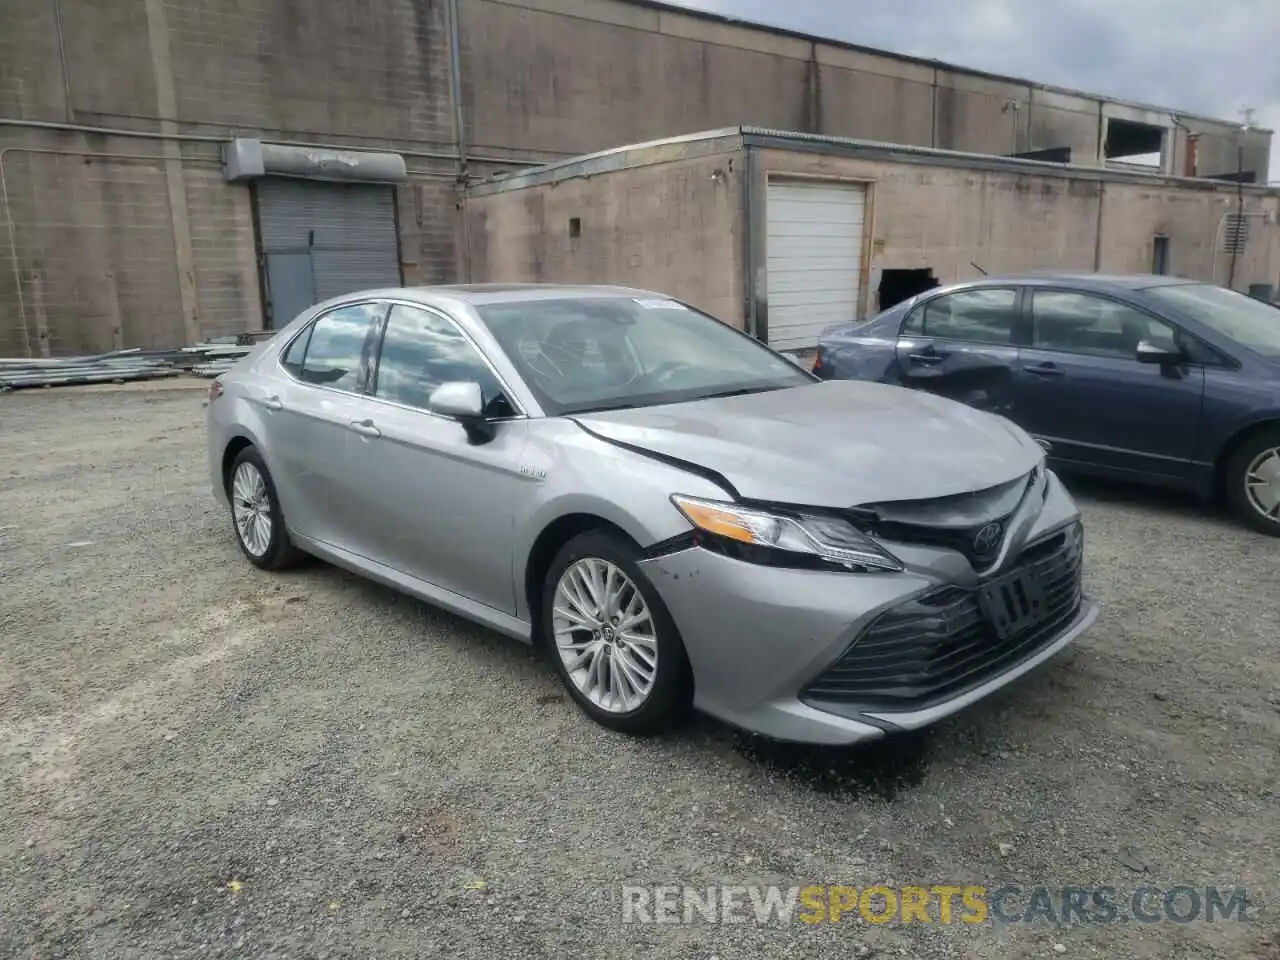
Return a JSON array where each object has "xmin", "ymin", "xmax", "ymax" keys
[{"xmin": 765, "ymin": 180, "xmax": 867, "ymax": 350}]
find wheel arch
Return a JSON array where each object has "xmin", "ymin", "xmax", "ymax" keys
[
  {"xmin": 221, "ymin": 434, "xmax": 257, "ymax": 495},
  {"xmin": 521, "ymin": 512, "xmax": 644, "ymax": 646},
  {"xmin": 1212, "ymin": 416, "xmax": 1280, "ymax": 501}
]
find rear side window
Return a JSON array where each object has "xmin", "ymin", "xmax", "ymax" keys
[
  {"xmin": 904, "ymin": 288, "xmax": 1019, "ymax": 344},
  {"xmin": 281, "ymin": 327, "xmax": 311, "ymax": 378},
  {"xmin": 294, "ymin": 303, "xmax": 383, "ymax": 393}
]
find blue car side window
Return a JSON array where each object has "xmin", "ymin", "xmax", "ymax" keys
[
  {"xmin": 902, "ymin": 304, "xmax": 925, "ymax": 336},
  {"xmin": 906, "ymin": 289, "xmax": 1019, "ymax": 345}
]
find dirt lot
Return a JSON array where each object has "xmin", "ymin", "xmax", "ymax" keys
[{"xmin": 1, "ymin": 384, "xmax": 1277, "ymax": 960}]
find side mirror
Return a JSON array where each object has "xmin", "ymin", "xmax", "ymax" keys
[
  {"xmin": 427, "ymin": 381, "xmax": 495, "ymax": 444},
  {"xmin": 1135, "ymin": 339, "xmax": 1183, "ymax": 365}
]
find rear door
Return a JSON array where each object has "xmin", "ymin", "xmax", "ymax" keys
[
  {"xmin": 893, "ymin": 286, "xmax": 1023, "ymax": 416},
  {"xmin": 1013, "ymin": 288, "xmax": 1205, "ymax": 481},
  {"xmin": 264, "ymin": 301, "xmax": 386, "ymax": 549}
]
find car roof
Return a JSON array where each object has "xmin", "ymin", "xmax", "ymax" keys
[
  {"xmin": 407, "ymin": 283, "xmax": 668, "ymax": 305},
  {"xmin": 950, "ymin": 272, "xmax": 1199, "ymax": 292}
]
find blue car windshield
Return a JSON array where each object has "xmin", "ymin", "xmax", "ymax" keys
[
  {"xmin": 1144, "ymin": 283, "xmax": 1280, "ymax": 358},
  {"xmin": 476, "ymin": 295, "xmax": 813, "ymax": 415}
]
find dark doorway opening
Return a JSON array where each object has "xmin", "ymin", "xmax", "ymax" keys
[
  {"xmin": 1152, "ymin": 235, "xmax": 1170, "ymax": 275},
  {"xmin": 879, "ymin": 269, "xmax": 939, "ymax": 311}
]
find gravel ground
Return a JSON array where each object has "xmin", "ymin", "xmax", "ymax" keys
[{"xmin": 1, "ymin": 383, "xmax": 1277, "ymax": 960}]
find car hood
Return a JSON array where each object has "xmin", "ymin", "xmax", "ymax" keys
[{"xmin": 572, "ymin": 380, "xmax": 1042, "ymax": 508}]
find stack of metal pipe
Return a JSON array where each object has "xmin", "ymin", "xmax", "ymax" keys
[{"xmin": 0, "ymin": 331, "xmax": 277, "ymax": 390}]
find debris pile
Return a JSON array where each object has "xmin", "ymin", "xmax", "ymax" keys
[{"xmin": 0, "ymin": 331, "xmax": 275, "ymax": 391}]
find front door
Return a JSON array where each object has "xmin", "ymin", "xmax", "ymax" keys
[
  {"xmin": 893, "ymin": 285, "xmax": 1023, "ymax": 416},
  {"xmin": 346, "ymin": 302, "xmax": 530, "ymax": 615},
  {"xmin": 1013, "ymin": 288, "xmax": 1205, "ymax": 481}
]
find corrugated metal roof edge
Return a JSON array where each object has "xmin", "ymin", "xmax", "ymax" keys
[{"xmin": 463, "ymin": 126, "xmax": 1280, "ymax": 197}]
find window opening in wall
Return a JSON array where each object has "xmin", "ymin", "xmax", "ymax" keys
[
  {"xmin": 878, "ymin": 269, "xmax": 939, "ymax": 312},
  {"xmin": 1103, "ymin": 118, "xmax": 1166, "ymax": 170},
  {"xmin": 568, "ymin": 217, "xmax": 582, "ymax": 238},
  {"xmin": 1152, "ymin": 235, "xmax": 1170, "ymax": 275}
]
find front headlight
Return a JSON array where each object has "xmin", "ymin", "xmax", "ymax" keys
[{"xmin": 670, "ymin": 494, "xmax": 904, "ymax": 573}]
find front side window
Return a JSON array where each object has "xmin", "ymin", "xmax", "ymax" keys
[
  {"xmin": 475, "ymin": 296, "xmax": 813, "ymax": 416},
  {"xmin": 295, "ymin": 303, "xmax": 383, "ymax": 392},
  {"xmin": 1030, "ymin": 291, "xmax": 1175, "ymax": 359},
  {"xmin": 904, "ymin": 288, "xmax": 1019, "ymax": 344},
  {"xmin": 1144, "ymin": 283, "xmax": 1280, "ymax": 359},
  {"xmin": 372, "ymin": 304, "xmax": 512, "ymax": 416}
]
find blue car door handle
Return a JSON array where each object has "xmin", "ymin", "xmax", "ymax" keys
[
  {"xmin": 908, "ymin": 348, "xmax": 948, "ymax": 365},
  {"xmin": 1024, "ymin": 362, "xmax": 1065, "ymax": 377}
]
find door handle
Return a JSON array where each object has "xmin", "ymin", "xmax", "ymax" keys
[
  {"xmin": 262, "ymin": 395, "xmax": 284, "ymax": 411},
  {"xmin": 349, "ymin": 418, "xmax": 381, "ymax": 438},
  {"xmin": 908, "ymin": 352, "xmax": 946, "ymax": 366},
  {"xmin": 1024, "ymin": 363, "xmax": 1065, "ymax": 378}
]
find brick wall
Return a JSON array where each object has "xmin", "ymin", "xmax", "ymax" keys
[
  {"xmin": 0, "ymin": 0, "xmax": 68, "ymax": 120},
  {"xmin": 398, "ymin": 175, "xmax": 464, "ymax": 287},
  {"xmin": 0, "ymin": 140, "xmax": 190, "ymax": 355},
  {"xmin": 2, "ymin": 0, "xmax": 1274, "ymax": 353},
  {"xmin": 183, "ymin": 162, "xmax": 262, "ymax": 339},
  {"xmin": 1, "ymin": 0, "xmax": 460, "ymax": 354}
]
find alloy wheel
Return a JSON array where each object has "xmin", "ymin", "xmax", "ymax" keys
[
  {"xmin": 1244, "ymin": 446, "xmax": 1280, "ymax": 522},
  {"xmin": 552, "ymin": 557, "xmax": 659, "ymax": 714},
  {"xmin": 231, "ymin": 461, "xmax": 273, "ymax": 558}
]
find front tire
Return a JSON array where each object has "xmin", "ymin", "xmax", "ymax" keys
[
  {"xmin": 542, "ymin": 530, "xmax": 692, "ymax": 735},
  {"xmin": 227, "ymin": 447, "xmax": 306, "ymax": 569},
  {"xmin": 1225, "ymin": 427, "xmax": 1280, "ymax": 536}
]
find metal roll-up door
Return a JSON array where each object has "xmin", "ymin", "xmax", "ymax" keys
[
  {"xmin": 255, "ymin": 179, "xmax": 402, "ymax": 328},
  {"xmin": 765, "ymin": 180, "xmax": 867, "ymax": 350}
]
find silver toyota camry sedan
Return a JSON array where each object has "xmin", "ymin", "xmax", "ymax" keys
[{"xmin": 206, "ymin": 284, "xmax": 1099, "ymax": 745}]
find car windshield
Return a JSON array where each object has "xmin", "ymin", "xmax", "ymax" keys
[
  {"xmin": 475, "ymin": 295, "xmax": 814, "ymax": 415},
  {"xmin": 1144, "ymin": 283, "xmax": 1280, "ymax": 358}
]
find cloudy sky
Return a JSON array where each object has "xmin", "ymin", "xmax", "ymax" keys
[{"xmin": 667, "ymin": 0, "xmax": 1280, "ymax": 182}]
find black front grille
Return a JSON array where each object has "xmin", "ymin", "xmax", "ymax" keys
[
  {"xmin": 866, "ymin": 512, "xmax": 1017, "ymax": 569},
  {"xmin": 802, "ymin": 523, "xmax": 1084, "ymax": 712}
]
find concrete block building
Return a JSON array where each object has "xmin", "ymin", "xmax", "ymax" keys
[
  {"xmin": 0, "ymin": 0, "xmax": 1275, "ymax": 355},
  {"xmin": 461, "ymin": 129, "xmax": 1280, "ymax": 350}
]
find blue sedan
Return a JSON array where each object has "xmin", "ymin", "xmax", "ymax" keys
[{"xmin": 814, "ymin": 274, "xmax": 1280, "ymax": 535}]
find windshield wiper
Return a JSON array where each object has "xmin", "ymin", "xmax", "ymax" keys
[{"xmin": 697, "ymin": 385, "xmax": 790, "ymax": 400}]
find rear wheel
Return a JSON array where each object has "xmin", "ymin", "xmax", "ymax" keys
[
  {"xmin": 1225, "ymin": 427, "xmax": 1280, "ymax": 536},
  {"xmin": 228, "ymin": 447, "xmax": 306, "ymax": 569},
  {"xmin": 542, "ymin": 530, "xmax": 692, "ymax": 735}
]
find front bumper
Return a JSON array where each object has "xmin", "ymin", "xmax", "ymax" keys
[{"xmin": 636, "ymin": 475, "xmax": 1098, "ymax": 746}]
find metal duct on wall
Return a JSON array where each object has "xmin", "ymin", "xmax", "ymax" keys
[{"xmin": 223, "ymin": 138, "xmax": 409, "ymax": 184}]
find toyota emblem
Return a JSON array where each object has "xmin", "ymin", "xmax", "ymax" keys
[{"xmin": 972, "ymin": 521, "xmax": 1003, "ymax": 555}]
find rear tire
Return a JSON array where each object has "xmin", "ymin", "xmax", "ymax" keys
[
  {"xmin": 227, "ymin": 446, "xmax": 307, "ymax": 569},
  {"xmin": 542, "ymin": 530, "xmax": 692, "ymax": 735},
  {"xmin": 1224, "ymin": 427, "xmax": 1280, "ymax": 537}
]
